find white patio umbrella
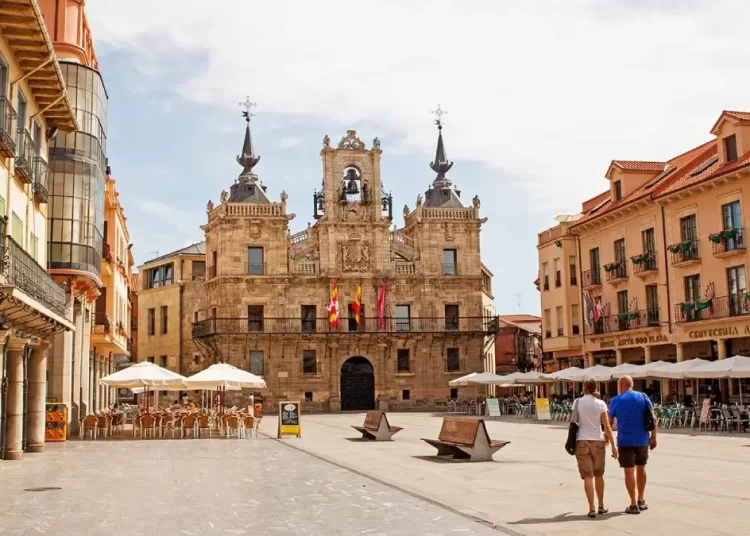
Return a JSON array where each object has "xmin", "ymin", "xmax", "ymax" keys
[
  {"xmin": 610, "ymin": 363, "xmax": 646, "ymax": 379},
  {"xmin": 448, "ymin": 372, "xmax": 478, "ymax": 387},
  {"xmin": 647, "ymin": 358, "xmax": 710, "ymax": 379},
  {"xmin": 580, "ymin": 365, "xmax": 615, "ymax": 382},
  {"xmin": 684, "ymin": 356, "xmax": 750, "ymax": 379},
  {"xmin": 487, "ymin": 372, "xmax": 527, "ymax": 385},
  {"xmin": 549, "ymin": 367, "xmax": 583, "ymax": 381},
  {"xmin": 99, "ymin": 361, "xmax": 186, "ymax": 389},
  {"xmin": 513, "ymin": 371, "xmax": 555, "ymax": 384},
  {"xmin": 629, "ymin": 361, "xmax": 672, "ymax": 379},
  {"xmin": 184, "ymin": 363, "xmax": 267, "ymax": 390},
  {"xmin": 448, "ymin": 372, "xmax": 507, "ymax": 386}
]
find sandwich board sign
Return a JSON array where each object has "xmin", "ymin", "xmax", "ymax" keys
[{"xmin": 278, "ymin": 400, "xmax": 301, "ymax": 438}]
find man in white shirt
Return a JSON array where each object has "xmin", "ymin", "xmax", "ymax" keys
[{"xmin": 572, "ymin": 379, "xmax": 619, "ymax": 518}]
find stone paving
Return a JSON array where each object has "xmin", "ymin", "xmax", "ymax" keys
[
  {"xmin": 0, "ymin": 432, "xmax": 500, "ymax": 536},
  {"xmin": 254, "ymin": 413, "xmax": 750, "ymax": 536}
]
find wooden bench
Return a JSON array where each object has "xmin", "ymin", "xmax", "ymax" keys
[
  {"xmin": 421, "ymin": 417, "xmax": 510, "ymax": 461},
  {"xmin": 351, "ymin": 411, "xmax": 403, "ymax": 441}
]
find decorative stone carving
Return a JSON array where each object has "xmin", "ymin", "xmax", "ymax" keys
[
  {"xmin": 323, "ymin": 135, "xmax": 330, "ymax": 148},
  {"xmin": 403, "ymin": 205, "xmax": 410, "ymax": 219},
  {"xmin": 206, "ymin": 200, "xmax": 214, "ymax": 213},
  {"xmin": 372, "ymin": 136, "xmax": 381, "ymax": 149},
  {"xmin": 249, "ymin": 219, "xmax": 262, "ymax": 239},
  {"xmin": 443, "ymin": 222, "xmax": 455, "ymax": 242},
  {"xmin": 339, "ymin": 241, "xmax": 371, "ymax": 272},
  {"xmin": 220, "ymin": 190, "xmax": 229, "ymax": 204},
  {"xmin": 281, "ymin": 190, "xmax": 288, "ymax": 203},
  {"xmin": 416, "ymin": 194, "xmax": 423, "ymax": 207},
  {"xmin": 345, "ymin": 204, "xmax": 363, "ymax": 221},
  {"xmin": 338, "ymin": 130, "xmax": 366, "ymax": 150},
  {"xmin": 473, "ymin": 195, "xmax": 480, "ymax": 209}
]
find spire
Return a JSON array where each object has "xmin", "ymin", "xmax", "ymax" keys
[
  {"xmin": 236, "ymin": 97, "xmax": 261, "ymax": 182},
  {"xmin": 429, "ymin": 104, "xmax": 453, "ymax": 187}
]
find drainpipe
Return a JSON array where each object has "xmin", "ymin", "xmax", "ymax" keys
[
  {"xmin": 660, "ymin": 205, "xmax": 673, "ymax": 334},
  {"xmin": 179, "ymin": 260, "xmax": 184, "ymax": 375},
  {"xmin": 572, "ymin": 231, "xmax": 586, "ymax": 346}
]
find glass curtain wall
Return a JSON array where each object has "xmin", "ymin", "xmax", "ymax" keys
[{"xmin": 47, "ymin": 62, "xmax": 108, "ymax": 277}]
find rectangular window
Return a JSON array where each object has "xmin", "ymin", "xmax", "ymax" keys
[
  {"xmin": 727, "ymin": 265, "xmax": 747, "ymax": 316},
  {"xmin": 613, "ymin": 180, "xmax": 622, "ymax": 201},
  {"xmin": 680, "ymin": 215, "xmax": 697, "ymax": 241},
  {"xmin": 248, "ymin": 305, "xmax": 264, "ymax": 332},
  {"xmin": 192, "ymin": 260, "xmax": 206, "ymax": 280},
  {"xmin": 160, "ymin": 306, "xmax": 168, "ymax": 334},
  {"xmin": 301, "ymin": 305, "xmax": 317, "ymax": 332},
  {"xmin": 16, "ymin": 91, "xmax": 26, "ymax": 145},
  {"xmin": 147, "ymin": 308, "xmax": 155, "ymax": 336},
  {"xmin": 642, "ymin": 228, "xmax": 656, "ymax": 253},
  {"xmin": 303, "ymin": 350, "xmax": 317, "ymax": 375},
  {"xmin": 646, "ymin": 284, "xmax": 660, "ymax": 326},
  {"xmin": 571, "ymin": 304, "xmax": 580, "ymax": 335},
  {"xmin": 30, "ymin": 233, "xmax": 38, "ymax": 261},
  {"xmin": 443, "ymin": 249, "xmax": 458, "ymax": 275},
  {"xmin": 304, "ymin": 391, "xmax": 313, "ymax": 402},
  {"xmin": 569, "ymin": 255, "xmax": 577, "ymax": 285},
  {"xmin": 554, "ymin": 258, "xmax": 561, "ymax": 287},
  {"xmin": 160, "ymin": 356, "xmax": 167, "ymax": 368},
  {"xmin": 617, "ymin": 290, "xmax": 629, "ymax": 330},
  {"xmin": 0, "ymin": 197, "xmax": 5, "ymax": 221},
  {"xmin": 250, "ymin": 350, "xmax": 264, "ymax": 375},
  {"xmin": 348, "ymin": 302, "xmax": 365, "ymax": 332},
  {"xmin": 146, "ymin": 263, "xmax": 174, "ymax": 289},
  {"xmin": 482, "ymin": 272, "xmax": 492, "ymax": 293},
  {"xmin": 445, "ymin": 304, "xmax": 459, "ymax": 330},
  {"xmin": 684, "ymin": 274, "xmax": 701, "ymax": 322},
  {"xmin": 211, "ymin": 251, "xmax": 218, "ymax": 278},
  {"xmin": 194, "ymin": 311, "xmax": 198, "ymax": 323},
  {"xmin": 722, "ymin": 201, "xmax": 744, "ymax": 251},
  {"xmin": 450, "ymin": 388, "xmax": 458, "ymax": 400},
  {"xmin": 395, "ymin": 304, "xmax": 411, "ymax": 331},
  {"xmin": 556, "ymin": 306, "xmax": 563, "ymax": 336},
  {"xmin": 724, "ymin": 134, "xmax": 738, "ymax": 162},
  {"xmin": 248, "ymin": 247, "xmax": 264, "ymax": 275},
  {"xmin": 402, "ymin": 389, "xmax": 410, "ymax": 401},
  {"xmin": 397, "ymin": 349, "xmax": 410, "ymax": 373},
  {"xmin": 446, "ymin": 348, "xmax": 460, "ymax": 372},
  {"xmin": 0, "ymin": 55, "xmax": 8, "ymax": 95},
  {"xmin": 543, "ymin": 308, "xmax": 551, "ymax": 339},
  {"xmin": 614, "ymin": 239, "xmax": 626, "ymax": 262},
  {"xmin": 147, "ymin": 357, "xmax": 154, "ymax": 363},
  {"xmin": 11, "ymin": 212, "xmax": 22, "ymax": 245},
  {"xmin": 542, "ymin": 262, "xmax": 549, "ymax": 290},
  {"xmin": 589, "ymin": 248, "xmax": 600, "ymax": 284}
]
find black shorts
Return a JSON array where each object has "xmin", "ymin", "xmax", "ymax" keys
[{"xmin": 618, "ymin": 445, "xmax": 649, "ymax": 468}]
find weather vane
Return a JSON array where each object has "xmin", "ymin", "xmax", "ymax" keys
[
  {"xmin": 239, "ymin": 96, "xmax": 256, "ymax": 122},
  {"xmin": 431, "ymin": 104, "xmax": 447, "ymax": 129}
]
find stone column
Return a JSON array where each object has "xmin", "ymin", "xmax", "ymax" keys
[
  {"xmin": 4, "ymin": 339, "xmax": 29, "ymax": 460},
  {"xmin": 585, "ymin": 352, "xmax": 594, "ymax": 368},
  {"xmin": 717, "ymin": 339, "xmax": 732, "ymax": 397},
  {"xmin": 717, "ymin": 338, "xmax": 728, "ymax": 359},
  {"xmin": 676, "ymin": 342, "xmax": 685, "ymax": 363},
  {"xmin": 26, "ymin": 343, "xmax": 50, "ymax": 453},
  {"xmin": 643, "ymin": 346, "xmax": 652, "ymax": 364},
  {"xmin": 615, "ymin": 349, "xmax": 623, "ymax": 366}
]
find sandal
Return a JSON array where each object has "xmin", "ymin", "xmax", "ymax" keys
[
  {"xmin": 637, "ymin": 500, "xmax": 648, "ymax": 511},
  {"xmin": 598, "ymin": 507, "xmax": 609, "ymax": 515},
  {"xmin": 625, "ymin": 504, "xmax": 641, "ymax": 515},
  {"xmin": 587, "ymin": 511, "xmax": 596, "ymax": 519}
]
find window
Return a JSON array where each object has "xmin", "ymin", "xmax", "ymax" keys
[
  {"xmin": 160, "ymin": 306, "xmax": 168, "ymax": 334},
  {"xmin": 147, "ymin": 357, "xmax": 154, "ymax": 363},
  {"xmin": 443, "ymin": 249, "xmax": 457, "ymax": 275},
  {"xmin": 727, "ymin": 266, "xmax": 747, "ymax": 316},
  {"xmin": 194, "ymin": 311, "xmax": 198, "ymax": 323},
  {"xmin": 446, "ymin": 348, "xmax": 460, "ymax": 372},
  {"xmin": 304, "ymin": 391, "xmax": 313, "ymax": 402},
  {"xmin": 248, "ymin": 305, "xmax": 264, "ymax": 332},
  {"xmin": 0, "ymin": 197, "xmax": 5, "ymax": 221},
  {"xmin": 617, "ymin": 290, "xmax": 629, "ymax": 330},
  {"xmin": 211, "ymin": 307, "xmax": 217, "ymax": 319},
  {"xmin": 348, "ymin": 302, "xmax": 365, "ymax": 331},
  {"xmin": 614, "ymin": 239, "xmax": 626, "ymax": 262},
  {"xmin": 303, "ymin": 350, "xmax": 317, "ymax": 375},
  {"xmin": 554, "ymin": 258, "xmax": 561, "ymax": 287},
  {"xmin": 0, "ymin": 54, "xmax": 8, "ymax": 96},
  {"xmin": 589, "ymin": 248, "xmax": 600, "ymax": 284},
  {"xmin": 16, "ymin": 91, "xmax": 26, "ymax": 145},
  {"xmin": 542, "ymin": 263, "xmax": 549, "ymax": 290},
  {"xmin": 146, "ymin": 263, "xmax": 174, "ymax": 289},
  {"xmin": 160, "ymin": 356, "xmax": 167, "ymax": 368},
  {"xmin": 395, "ymin": 304, "xmax": 411, "ymax": 331},
  {"xmin": 646, "ymin": 284, "xmax": 660, "ymax": 326},
  {"xmin": 250, "ymin": 350, "xmax": 264, "ymax": 375},
  {"xmin": 248, "ymin": 247, "xmax": 264, "ymax": 275},
  {"xmin": 680, "ymin": 214, "xmax": 697, "ymax": 241},
  {"xmin": 684, "ymin": 274, "xmax": 701, "ymax": 322},
  {"xmin": 211, "ymin": 251, "xmax": 217, "ymax": 278},
  {"xmin": 192, "ymin": 261, "xmax": 206, "ymax": 280},
  {"xmin": 445, "ymin": 304, "xmax": 459, "ymax": 330},
  {"xmin": 556, "ymin": 306, "xmax": 563, "ymax": 336},
  {"xmin": 482, "ymin": 272, "xmax": 492, "ymax": 293},
  {"xmin": 569, "ymin": 255, "xmax": 577, "ymax": 285},
  {"xmin": 301, "ymin": 305, "xmax": 317, "ymax": 332},
  {"xmin": 543, "ymin": 309, "xmax": 551, "ymax": 338},
  {"xmin": 722, "ymin": 201, "xmax": 744, "ymax": 251},
  {"xmin": 30, "ymin": 233, "xmax": 38, "ymax": 261},
  {"xmin": 450, "ymin": 388, "xmax": 458, "ymax": 400},
  {"xmin": 613, "ymin": 180, "xmax": 622, "ymax": 201},
  {"xmin": 11, "ymin": 212, "xmax": 22, "ymax": 245},
  {"xmin": 397, "ymin": 349, "xmax": 410, "ymax": 373},
  {"xmin": 147, "ymin": 308, "xmax": 155, "ymax": 335},
  {"xmin": 571, "ymin": 304, "xmax": 580, "ymax": 335},
  {"xmin": 724, "ymin": 134, "xmax": 738, "ymax": 162},
  {"xmin": 402, "ymin": 389, "xmax": 411, "ymax": 401}
]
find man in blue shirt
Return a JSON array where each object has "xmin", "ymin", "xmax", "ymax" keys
[{"xmin": 608, "ymin": 375, "xmax": 658, "ymax": 514}]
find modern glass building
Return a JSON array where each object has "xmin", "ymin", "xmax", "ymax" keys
[{"xmin": 47, "ymin": 61, "xmax": 107, "ymax": 280}]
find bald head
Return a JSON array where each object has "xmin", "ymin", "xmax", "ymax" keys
[{"xmin": 618, "ymin": 375, "xmax": 634, "ymax": 394}]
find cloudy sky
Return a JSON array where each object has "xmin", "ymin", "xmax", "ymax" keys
[{"xmin": 86, "ymin": 0, "xmax": 749, "ymax": 315}]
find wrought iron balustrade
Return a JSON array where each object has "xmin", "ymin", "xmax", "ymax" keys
[
  {"xmin": 14, "ymin": 128, "xmax": 34, "ymax": 183},
  {"xmin": 632, "ymin": 252, "xmax": 658, "ymax": 275},
  {"xmin": 668, "ymin": 239, "xmax": 700, "ymax": 264},
  {"xmin": 604, "ymin": 262, "xmax": 628, "ymax": 281},
  {"xmin": 32, "ymin": 156, "xmax": 49, "ymax": 203},
  {"xmin": 674, "ymin": 294, "xmax": 749, "ymax": 323},
  {"xmin": 582, "ymin": 269, "xmax": 601, "ymax": 287},
  {"xmin": 92, "ymin": 312, "xmax": 112, "ymax": 335},
  {"xmin": 585, "ymin": 308, "xmax": 660, "ymax": 334},
  {"xmin": 0, "ymin": 97, "xmax": 17, "ymax": 158},
  {"xmin": 710, "ymin": 227, "xmax": 745, "ymax": 255}
]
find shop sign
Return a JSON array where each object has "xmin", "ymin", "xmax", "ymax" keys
[
  {"xmin": 688, "ymin": 324, "xmax": 750, "ymax": 340},
  {"xmin": 599, "ymin": 333, "xmax": 668, "ymax": 349}
]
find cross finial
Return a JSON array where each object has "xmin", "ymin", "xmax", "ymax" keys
[
  {"xmin": 239, "ymin": 96, "xmax": 256, "ymax": 122},
  {"xmin": 432, "ymin": 104, "xmax": 447, "ymax": 129}
]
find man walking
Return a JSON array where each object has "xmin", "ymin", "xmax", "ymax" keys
[{"xmin": 608, "ymin": 375, "xmax": 658, "ymax": 514}]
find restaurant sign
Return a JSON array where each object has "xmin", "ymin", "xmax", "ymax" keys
[
  {"xmin": 599, "ymin": 333, "xmax": 668, "ymax": 349},
  {"xmin": 688, "ymin": 324, "xmax": 750, "ymax": 340},
  {"xmin": 277, "ymin": 401, "xmax": 301, "ymax": 438}
]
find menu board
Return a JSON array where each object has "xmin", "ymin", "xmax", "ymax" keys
[
  {"xmin": 536, "ymin": 398, "xmax": 551, "ymax": 421},
  {"xmin": 278, "ymin": 400, "xmax": 301, "ymax": 438},
  {"xmin": 486, "ymin": 398, "xmax": 501, "ymax": 417},
  {"xmin": 699, "ymin": 398, "xmax": 711, "ymax": 425}
]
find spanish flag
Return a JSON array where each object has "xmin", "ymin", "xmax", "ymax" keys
[
  {"xmin": 328, "ymin": 281, "xmax": 340, "ymax": 327},
  {"xmin": 353, "ymin": 284, "xmax": 362, "ymax": 327}
]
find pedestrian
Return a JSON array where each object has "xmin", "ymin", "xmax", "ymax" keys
[
  {"xmin": 571, "ymin": 378, "xmax": 618, "ymax": 518},
  {"xmin": 608, "ymin": 375, "xmax": 658, "ymax": 514}
]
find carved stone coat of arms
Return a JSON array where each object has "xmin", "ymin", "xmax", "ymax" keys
[{"xmin": 339, "ymin": 241, "xmax": 371, "ymax": 272}]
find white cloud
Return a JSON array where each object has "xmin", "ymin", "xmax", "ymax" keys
[
  {"xmin": 276, "ymin": 136, "xmax": 303, "ymax": 149},
  {"xmin": 88, "ymin": 0, "xmax": 748, "ymax": 224},
  {"xmin": 135, "ymin": 200, "xmax": 197, "ymax": 232}
]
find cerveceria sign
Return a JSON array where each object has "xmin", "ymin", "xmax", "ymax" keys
[
  {"xmin": 599, "ymin": 333, "xmax": 668, "ymax": 349},
  {"xmin": 688, "ymin": 324, "xmax": 750, "ymax": 339}
]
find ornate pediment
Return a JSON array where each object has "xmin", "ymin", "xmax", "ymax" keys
[{"xmin": 338, "ymin": 130, "xmax": 366, "ymax": 150}]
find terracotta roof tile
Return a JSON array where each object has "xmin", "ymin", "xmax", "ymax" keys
[
  {"xmin": 610, "ymin": 160, "xmax": 666, "ymax": 172},
  {"xmin": 130, "ymin": 273, "xmax": 141, "ymax": 290},
  {"xmin": 710, "ymin": 110, "xmax": 750, "ymax": 134},
  {"xmin": 498, "ymin": 314, "xmax": 541, "ymax": 323}
]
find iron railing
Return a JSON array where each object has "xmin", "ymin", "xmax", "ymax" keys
[
  {"xmin": 710, "ymin": 227, "xmax": 745, "ymax": 255},
  {"xmin": 632, "ymin": 252, "xmax": 657, "ymax": 275},
  {"xmin": 32, "ymin": 156, "xmax": 49, "ymax": 204},
  {"xmin": 605, "ymin": 262, "xmax": 627, "ymax": 281},
  {"xmin": 92, "ymin": 312, "xmax": 112, "ymax": 336},
  {"xmin": 668, "ymin": 239, "xmax": 700, "ymax": 265},
  {"xmin": 14, "ymin": 128, "xmax": 34, "ymax": 183},
  {"xmin": 443, "ymin": 263, "xmax": 459, "ymax": 276},
  {"xmin": 0, "ymin": 97, "xmax": 17, "ymax": 158},
  {"xmin": 582, "ymin": 269, "xmax": 601, "ymax": 287},
  {"xmin": 247, "ymin": 262, "xmax": 266, "ymax": 275},
  {"xmin": 674, "ymin": 294, "xmax": 749, "ymax": 323},
  {"xmin": 585, "ymin": 308, "xmax": 661, "ymax": 335},
  {"xmin": 193, "ymin": 316, "xmax": 498, "ymax": 338},
  {"xmin": 2, "ymin": 235, "xmax": 67, "ymax": 318}
]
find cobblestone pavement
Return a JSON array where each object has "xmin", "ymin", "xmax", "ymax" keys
[{"xmin": 0, "ymin": 434, "xmax": 503, "ymax": 536}]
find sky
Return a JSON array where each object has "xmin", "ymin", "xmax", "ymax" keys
[{"xmin": 86, "ymin": 0, "xmax": 750, "ymax": 316}]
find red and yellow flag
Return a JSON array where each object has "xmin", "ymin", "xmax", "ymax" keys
[
  {"xmin": 328, "ymin": 281, "xmax": 339, "ymax": 327},
  {"xmin": 353, "ymin": 284, "xmax": 362, "ymax": 327}
]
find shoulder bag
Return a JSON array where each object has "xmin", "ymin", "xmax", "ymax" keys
[
  {"xmin": 642, "ymin": 393, "xmax": 655, "ymax": 432},
  {"xmin": 565, "ymin": 399, "xmax": 579, "ymax": 455}
]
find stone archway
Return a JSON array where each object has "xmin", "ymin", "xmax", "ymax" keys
[{"xmin": 340, "ymin": 356, "xmax": 375, "ymax": 411}]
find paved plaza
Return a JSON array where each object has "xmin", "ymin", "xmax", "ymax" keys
[{"xmin": 1, "ymin": 413, "xmax": 748, "ymax": 536}]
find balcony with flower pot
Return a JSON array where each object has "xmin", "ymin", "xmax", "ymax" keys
[
  {"xmin": 604, "ymin": 261, "xmax": 627, "ymax": 284},
  {"xmin": 668, "ymin": 239, "xmax": 700, "ymax": 266},
  {"xmin": 632, "ymin": 251, "xmax": 658, "ymax": 278},
  {"xmin": 709, "ymin": 227, "xmax": 745, "ymax": 258}
]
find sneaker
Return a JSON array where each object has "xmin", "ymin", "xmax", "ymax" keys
[
  {"xmin": 625, "ymin": 504, "xmax": 641, "ymax": 515},
  {"xmin": 637, "ymin": 500, "xmax": 648, "ymax": 511}
]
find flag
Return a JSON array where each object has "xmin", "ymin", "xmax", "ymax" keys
[
  {"xmin": 377, "ymin": 282, "xmax": 386, "ymax": 330},
  {"xmin": 353, "ymin": 284, "xmax": 362, "ymax": 327},
  {"xmin": 594, "ymin": 296, "xmax": 603, "ymax": 322},
  {"xmin": 328, "ymin": 281, "xmax": 339, "ymax": 327}
]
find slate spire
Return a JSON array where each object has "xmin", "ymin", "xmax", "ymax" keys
[{"xmin": 237, "ymin": 98, "xmax": 261, "ymax": 182}]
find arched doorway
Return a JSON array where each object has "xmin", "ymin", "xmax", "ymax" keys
[{"xmin": 340, "ymin": 356, "xmax": 375, "ymax": 411}]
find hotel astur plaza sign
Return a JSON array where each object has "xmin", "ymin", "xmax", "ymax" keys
[{"xmin": 599, "ymin": 333, "xmax": 669, "ymax": 349}]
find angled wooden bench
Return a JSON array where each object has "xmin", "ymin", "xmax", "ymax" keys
[
  {"xmin": 351, "ymin": 411, "xmax": 403, "ymax": 441},
  {"xmin": 421, "ymin": 417, "xmax": 510, "ymax": 461}
]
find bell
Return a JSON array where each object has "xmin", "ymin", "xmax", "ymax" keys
[
  {"xmin": 317, "ymin": 197, "xmax": 324, "ymax": 211},
  {"xmin": 346, "ymin": 178, "xmax": 360, "ymax": 194}
]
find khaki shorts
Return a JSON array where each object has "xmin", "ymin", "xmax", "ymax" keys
[{"xmin": 575, "ymin": 440, "xmax": 606, "ymax": 479}]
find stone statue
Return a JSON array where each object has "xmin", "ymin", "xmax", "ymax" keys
[
  {"xmin": 403, "ymin": 204, "xmax": 410, "ymax": 218},
  {"xmin": 281, "ymin": 190, "xmax": 288, "ymax": 203},
  {"xmin": 220, "ymin": 190, "xmax": 229, "ymax": 204},
  {"xmin": 373, "ymin": 136, "xmax": 381, "ymax": 149},
  {"xmin": 323, "ymin": 135, "xmax": 330, "ymax": 148},
  {"xmin": 206, "ymin": 200, "xmax": 214, "ymax": 213},
  {"xmin": 473, "ymin": 195, "xmax": 480, "ymax": 208},
  {"xmin": 416, "ymin": 193, "xmax": 423, "ymax": 207}
]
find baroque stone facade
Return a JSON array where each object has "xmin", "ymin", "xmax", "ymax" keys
[{"xmin": 142, "ymin": 116, "xmax": 498, "ymax": 412}]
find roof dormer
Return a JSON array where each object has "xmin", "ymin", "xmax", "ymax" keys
[
  {"xmin": 604, "ymin": 160, "xmax": 664, "ymax": 202},
  {"xmin": 710, "ymin": 111, "xmax": 750, "ymax": 166}
]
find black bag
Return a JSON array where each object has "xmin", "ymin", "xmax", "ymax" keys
[
  {"xmin": 642, "ymin": 393, "xmax": 655, "ymax": 432},
  {"xmin": 565, "ymin": 422, "xmax": 579, "ymax": 455}
]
